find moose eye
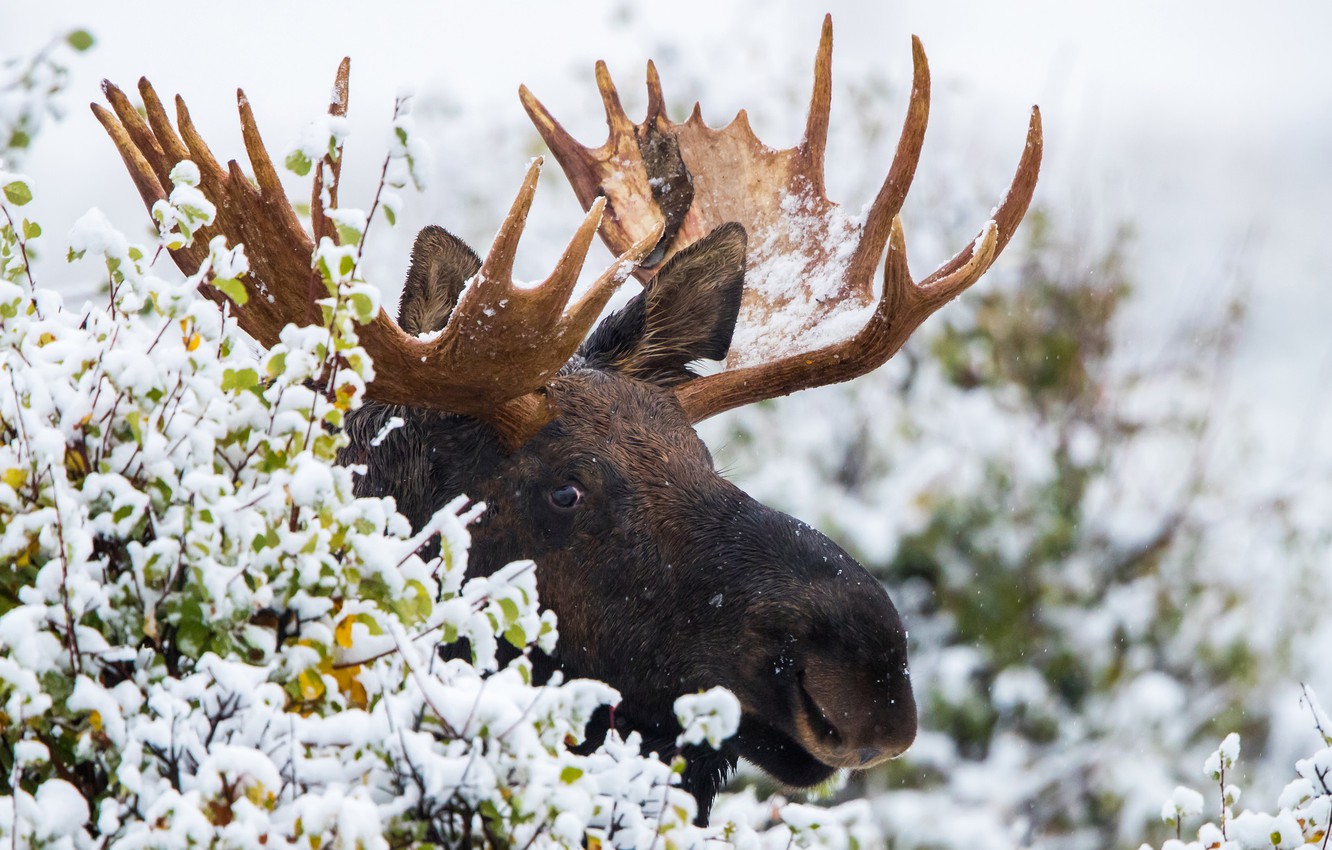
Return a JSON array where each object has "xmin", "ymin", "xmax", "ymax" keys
[{"xmin": 548, "ymin": 483, "xmax": 584, "ymax": 511}]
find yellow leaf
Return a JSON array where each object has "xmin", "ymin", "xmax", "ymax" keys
[
  {"xmin": 1, "ymin": 468, "xmax": 26, "ymax": 489},
  {"xmin": 185, "ymin": 333, "xmax": 201, "ymax": 352},
  {"xmin": 334, "ymin": 615, "xmax": 356, "ymax": 649},
  {"xmin": 88, "ymin": 710, "xmax": 103, "ymax": 732},
  {"xmin": 244, "ymin": 783, "xmax": 275, "ymax": 810},
  {"xmin": 298, "ymin": 669, "xmax": 325, "ymax": 701},
  {"xmin": 331, "ymin": 663, "xmax": 368, "ymax": 710},
  {"xmin": 65, "ymin": 451, "xmax": 87, "ymax": 477}
]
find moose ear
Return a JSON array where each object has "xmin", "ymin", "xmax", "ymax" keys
[
  {"xmin": 398, "ymin": 225, "xmax": 482, "ymax": 335},
  {"xmin": 581, "ymin": 222, "xmax": 746, "ymax": 386}
]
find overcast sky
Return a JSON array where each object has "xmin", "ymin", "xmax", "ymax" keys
[{"xmin": 6, "ymin": 1, "xmax": 1331, "ymax": 480}]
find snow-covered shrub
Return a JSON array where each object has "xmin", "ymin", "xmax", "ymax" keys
[
  {"xmin": 0, "ymin": 74, "xmax": 878, "ymax": 849},
  {"xmin": 1139, "ymin": 689, "xmax": 1331, "ymax": 850}
]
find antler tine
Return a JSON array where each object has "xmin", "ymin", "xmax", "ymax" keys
[
  {"xmin": 800, "ymin": 14, "xmax": 835, "ymax": 194},
  {"xmin": 174, "ymin": 96, "xmax": 229, "ymax": 188},
  {"xmin": 478, "ymin": 157, "xmax": 543, "ymax": 288},
  {"xmin": 564, "ymin": 222, "xmax": 664, "ymax": 333},
  {"xmin": 312, "ymin": 58, "xmax": 351, "ymax": 247},
  {"xmin": 139, "ymin": 80, "xmax": 192, "ymax": 179},
  {"xmin": 845, "ymin": 35, "xmax": 931, "ymax": 293},
  {"xmin": 645, "ymin": 60, "xmax": 667, "ymax": 125},
  {"xmin": 921, "ymin": 106, "xmax": 1043, "ymax": 288},
  {"xmin": 100, "ymin": 81, "xmax": 170, "ymax": 186},
  {"xmin": 594, "ymin": 60, "xmax": 635, "ymax": 139},
  {"xmin": 236, "ymin": 89, "xmax": 310, "ymax": 243},
  {"xmin": 521, "ymin": 69, "xmax": 668, "ymax": 280},
  {"xmin": 91, "ymin": 101, "xmax": 167, "ymax": 214},
  {"xmin": 539, "ymin": 196, "xmax": 608, "ymax": 313},
  {"xmin": 446, "ymin": 193, "xmax": 650, "ymax": 379}
]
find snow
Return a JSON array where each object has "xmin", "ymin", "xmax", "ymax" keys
[
  {"xmin": 33, "ymin": 780, "xmax": 89, "ymax": 838},
  {"xmin": 675, "ymin": 687, "xmax": 742, "ymax": 750},
  {"xmin": 1206, "ymin": 734, "xmax": 1242, "ymax": 780},
  {"xmin": 369, "ymin": 414, "xmax": 405, "ymax": 446},
  {"xmin": 728, "ymin": 197, "xmax": 874, "ymax": 368}
]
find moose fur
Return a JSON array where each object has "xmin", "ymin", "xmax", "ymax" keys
[{"xmin": 341, "ymin": 223, "xmax": 916, "ymax": 821}]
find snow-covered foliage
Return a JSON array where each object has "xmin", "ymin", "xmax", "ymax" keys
[
  {"xmin": 1138, "ymin": 690, "xmax": 1331, "ymax": 850},
  {"xmin": 0, "ymin": 63, "xmax": 878, "ymax": 849}
]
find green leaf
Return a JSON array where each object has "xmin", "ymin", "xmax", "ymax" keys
[
  {"xmin": 383, "ymin": 206, "xmax": 396, "ymax": 226},
  {"xmin": 559, "ymin": 766, "xmax": 583, "ymax": 784},
  {"xmin": 504, "ymin": 623, "xmax": 527, "ymax": 648},
  {"xmin": 498, "ymin": 597, "xmax": 520, "ymax": 624},
  {"xmin": 221, "ymin": 367, "xmax": 259, "ymax": 393},
  {"xmin": 3, "ymin": 180, "xmax": 33, "ymax": 207},
  {"xmin": 176, "ymin": 599, "xmax": 209, "ymax": 658},
  {"xmin": 214, "ymin": 276, "xmax": 249, "ymax": 307},
  {"xmin": 65, "ymin": 30, "xmax": 95, "ymax": 52},
  {"xmin": 285, "ymin": 150, "xmax": 313, "ymax": 177},
  {"xmin": 21, "ymin": 220, "xmax": 40, "ymax": 240},
  {"xmin": 265, "ymin": 351, "xmax": 287, "ymax": 379},
  {"xmin": 339, "ymin": 254, "xmax": 355, "ymax": 277},
  {"xmin": 348, "ymin": 292, "xmax": 375, "ymax": 324},
  {"xmin": 126, "ymin": 410, "xmax": 144, "ymax": 445},
  {"xmin": 335, "ymin": 223, "xmax": 362, "ymax": 247},
  {"xmin": 391, "ymin": 579, "xmax": 432, "ymax": 625}
]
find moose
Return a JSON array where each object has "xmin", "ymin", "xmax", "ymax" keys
[{"xmin": 91, "ymin": 17, "xmax": 1040, "ymax": 822}]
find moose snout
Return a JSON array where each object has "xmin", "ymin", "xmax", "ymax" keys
[{"xmin": 791, "ymin": 655, "xmax": 917, "ymax": 769}]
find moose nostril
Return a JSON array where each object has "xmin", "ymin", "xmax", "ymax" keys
[{"xmin": 796, "ymin": 656, "xmax": 917, "ymax": 769}]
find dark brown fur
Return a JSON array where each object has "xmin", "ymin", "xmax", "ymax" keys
[{"xmin": 341, "ymin": 224, "xmax": 916, "ymax": 821}]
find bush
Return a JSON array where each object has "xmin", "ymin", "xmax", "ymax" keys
[{"xmin": 1139, "ymin": 690, "xmax": 1331, "ymax": 850}]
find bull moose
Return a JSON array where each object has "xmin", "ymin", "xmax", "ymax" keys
[{"xmin": 92, "ymin": 16, "xmax": 1040, "ymax": 822}]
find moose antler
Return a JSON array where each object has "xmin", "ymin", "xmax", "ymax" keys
[
  {"xmin": 92, "ymin": 62, "xmax": 659, "ymax": 448},
  {"xmin": 520, "ymin": 15, "xmax": 1042, "ymax": 422}
]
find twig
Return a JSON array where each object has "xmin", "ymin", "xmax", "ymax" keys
[
  {"xmin": 0, "ymin": 205, "xmax": 40, "ymax": 320},
  {"xmin": 1301, "ymin": 682, "xmax": 1331, "ymax": 744},
  {"xmin": 389, "ymin": 623, "xmax": 459, "ymax": 738}
]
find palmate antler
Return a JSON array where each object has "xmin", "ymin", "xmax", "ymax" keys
[
  {"xmin": 520, "ymin": 15, "xmax": 1043, "ymax": 422},
  {"xmin": 92, "ymin": 62, "xmax": 659, "ymax": 448}
]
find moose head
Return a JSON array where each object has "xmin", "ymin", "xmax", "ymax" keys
[{"xmin": 92, "ymin": 16, "xmax": 1040, "ymax": 821}]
